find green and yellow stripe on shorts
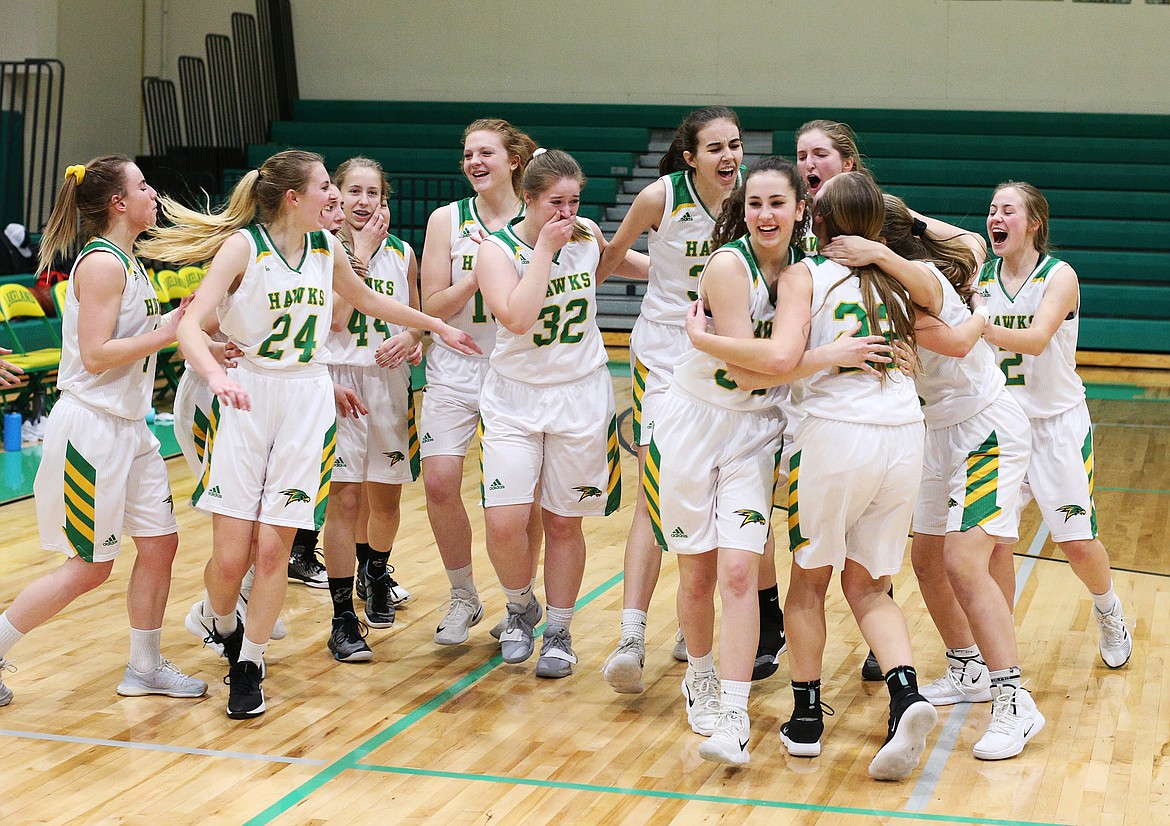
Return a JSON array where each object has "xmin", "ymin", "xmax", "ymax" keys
[
  {"xmin": 315, "ymin": 422, "xmax": 336, "ymax": 530},
  {"xmin": 643, "ymin": 437, "xmax": 667, "ymax": 549},
  {"xmin": 787, "ymin": 449, "xmax": 810, "ymax": 554},
  {"xmin": 63, "ymin": 442, "xmax": 97, "ymax": 561},
  {"xmin": 1082, "ymin": 427, "xmax": 1098, "ymax": 537},
  {"xmin": 961, "ymin": 432, "xmax": 1001, "ymax": 531},
  {"xmin": 191, "ymin": 405, "xmax": 210, "ymax": 464},
  {"xmin": 191, "ymin": 397, "xmax": 221, "ymax": 507},
  {"xmin": 406, "ymin": 379, "xmax": 421, "ymax": 481},
  {"xmin": 477, "ymin": 419, "xmax": 486, "ymax": 507},
  {"xmin": 605, "ymin": 415, "xmax": 622, "ymax": 516},
  {"xmin": 631, "ymin": 357, "xmax": 649, "ymax": 445}
]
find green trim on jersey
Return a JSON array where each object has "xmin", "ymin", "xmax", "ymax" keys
[
  {"xmin": 80, "ymin": 236, "xmax": 132, "ymax": 269},
  {"xmin": 643, "ymin": 437, "xmax": 667, "ymax": 549},
  {"xmin": 251, "ymin": 224, "xmax": 313, "ymax": 273},
  {"xmin": 383, "ymin": 233, "xmax": 406, "ymax": 258},
  {"xmin": 63, "ymin": 441, "xmax": 98, "ymax": 561},
  {"xmin": 494, "ymin": 219, "xmax": 559, "ymax": 265},
  {"xmin": 667, "ymin": 171, "xmax": 698, "ymax": 219},
  {"xmin": 961, "ymin": 432, "xmax": 1002, "ymax": 532},
  {"xmin": 720, "ymin": 237, "xmax": 763, "ymax": 288},
  {"xmin": 315, "ymin": 422, "xmax": 336, "ymax": 530},
  {"xmin": 1081, "ymin": 427, "xmax": 1098, "ymax": 537},
  {"xmin": 457, "ymin": 197, "xmax": 476, "ymax": 235},
  {"xmin": 605, "ymin": 415, "xmax": 622, "ymax": 516},
  {"xmin": 308, "ymin": 230, "xmax": 330, "ymax": 256},
  {"xmin": 787, "ymin": 449, "xmax": 810, "ymax": 553},
  {"xmin": 983, "ymin": 255, "xmax": 1065, "ymax": 303}
]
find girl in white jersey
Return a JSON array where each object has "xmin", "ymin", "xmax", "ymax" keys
[
  {"xmin": 140, "ymin": 150, "xmax": 478, "ymax": 719},
  {"xmin": 825, "ymin": 193, "xmax": 1043, "ymax": 760},
  {"xmin": 978, "ymin": 182, "xmax": 1133, "ymax": 669},
  {"xmin": 596, "ymin": 107, "xmax": 761, "ymax": 694},
  {"xmin": 474, "ymin": 149, "xmax": 642, "ymax": 679},
  {"xmin": 688, "ymin": 173, "xmax": 937, "ymax": 780},
  {"xmin": 0, "ymin": 156, "xmax": 206, "ymax": 708},
  {"xmin": 321, "ymin": 158, "xmax": 424, "ymax": 661},
  {"xmin": 420, "ymin": 119, "xmax": 545, "ymax": 647}
]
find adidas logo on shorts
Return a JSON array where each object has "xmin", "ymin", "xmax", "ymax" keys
[
  {"xmin": 334, "ymin": 457, "xmax": 347, "ymax": 468},
  {"xmin": 206, "ymin": 486, "xmax": 222, "ymax": 499},
  {"xmin": 489, "ymin": 479, "xmax": 505, "ymax": 491},
  {"xmin": 671, "ymin": 526, "xmax": 688, "ymax": 538},
  {"xmin": 102, "ymin": 534, "xmax": 118, "ymax": 547},
  {"xmin": 421, "ymin": 433, "xmax": 433, "ymax": 443}
]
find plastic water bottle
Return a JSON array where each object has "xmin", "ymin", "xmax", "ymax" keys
[
  {"xmin": 145, "ymin": 407, "xmax": 156, "ymax": 425},
  {"xmin": 3, "ymin": 412, "xmax": 22, "ymax": 452}
]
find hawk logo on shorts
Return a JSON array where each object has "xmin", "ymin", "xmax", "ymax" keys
[
  {"xmin": 281, "ymin": 488, "xmax": 312, "ymax": 506},
  {"xmin": 385, "ymin": 451, "xmax": 405, "ymax": 465},
  {"xmin": 947, "ymin": 498, "xmax": 958, "ymax": 508},
  {"xmin": 735, "ymin": 509, "xmax": 767, "ymax": 528},
  {"xmin": 164, "ymin": 495, "xmax": 174, "ymax": 512},
  {"xmin": 573, "ymin": 485, "xmax": 602, "ymax": 501},
  {"xmin": 1056, "ymin": 504, "xmax": 1087, "ymax": 522}
]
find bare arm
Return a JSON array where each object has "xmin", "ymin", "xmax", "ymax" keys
[
  {"xmin": 420, "ymin": 204, "xmax": 482, "ymax": 321},
  {"xmin": 915, "ymin": 310, "xmax": 988, "ymax": 358},
  {"xmin": 982, "ymin": 265, "xmax": 1079, "ymax": 356},
  {"xmin": 75, "ymin": 253, "xmax": 186, "ymax": 375},
  {"xmin": 596, "ymin": 180, "xmax": 664, "ymax": 281},
  {"xmin": 476, "ymin": 213, "xmax": 576, "ymax": 334}
]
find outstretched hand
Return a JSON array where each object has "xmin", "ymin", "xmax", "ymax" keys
[{"xmin": 209, "ymin": 373, "xmax": 251, "ymax": 411}]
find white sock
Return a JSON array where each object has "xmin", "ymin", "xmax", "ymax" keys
[
  {"xmin": 129, "ymin": 627, "xmax": 163, "ymax": 673},
  {"xmin": 620, "ymin": 609, "xmax": 648, "ymax": 642},
  {"xmin": 240, "ymin": 567, "xmax": 256, "ymax": 603},
  {"xmin": 1091, "ymin": 583, "xmax": 1119, "ymax": 615},
  {"xmin": 0, "ymin": 612, "xmax": 25, "ymax": 660},
  {"xmin": 502, "ymin": 583, "xmax": 534, "ymax": 609},
  {"xmin": 199, "ymin": 594, "xmax": 214, "ymax": 620},
  {"xmin": 445, "ymin": 564, "xmax": 476, "ymax": 596},
  {"xmin": 721, "ymin": 679, "xmax": 751, "ymax": 712},
  {"xmin": 947, "ymin": 645, "xmax": 982, "ymax": 663},
  {"xmin": 212, "ymin": 608, "xmax": 238, "ymax": 636},
  {"xmin": 240, "ymin": 636, "xmax": 268, "ymax": 667},
  {"xmin": 546, "ymin": 605, "xmax": 574, "ymax": 632},
  {"xmin": 688, "ymin": 650, "xmax": 715, "ymax": 675},
  {"xmin": 989, "ymin": 666, "xmax": 1022, "ymax": 693}
]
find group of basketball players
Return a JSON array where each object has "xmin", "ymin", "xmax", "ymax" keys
[{"xmin": 0, "ymin": 108, "xmax": 1136, "ymax": 783}]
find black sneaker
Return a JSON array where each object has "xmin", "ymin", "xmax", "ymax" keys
[
  {"xmin": 752, "ymin": 623, "xmax": 787, "ymax": 681},
  {"xmin": 288, "ymin": 544, "xmax": 328, "ymax": 588},
  {"xmin": 364, "ymin": 573, "xmax": 396, "ymax": 628},
  {"xmin": 861, "ymin": 650, "xmax": 883, "ymax": 681},
  {"xmin": 382, "ymin": 565, "xmax": 411, "ymax": 605},
  {"xmin": 328, "ymin": 612, "xmax": 373, "ymax": 662},
  {"xmin": 355, "ymin": 561, "xmax": 369, "ymax": 602},
  {"xmin": 226, "ymin": 660, "xmax": 265, "ymax": 719},
  {"xmin": 869, "ymin": 691, "xmax": 937, "ymax": 780},
  {"xmin": 780, "ymin": 700, "xmax": 835, "ymax": 758},
  {"xmin": 211, "ymin": 623, "xmax": 244, "ymax": 667}
]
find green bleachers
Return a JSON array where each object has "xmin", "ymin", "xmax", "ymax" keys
[
  {"xmin": 883, "ymin": 185, "xmax": 1170, "ymax": 222},
  {"xmin": 271, "ymin": 121, "xmax": 651, "ymax": 153}
]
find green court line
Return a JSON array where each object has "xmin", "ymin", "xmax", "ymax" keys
[
  {"xmin": 1097, "ymin": 486, "xmax": 1170, "ymax": 495},
  {"xmin": 348, "ymin": 764, "xmax": 1067, "ymax": 826},
  {"xmin": 1084, "ymin": 383, "xmax": 1170, "ymax": 403},
  {"xmin": 244, "ymin": 571, "xmax": 625, "ymax": 826}
]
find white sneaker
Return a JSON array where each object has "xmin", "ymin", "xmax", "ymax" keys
[
  {"xmin": 672, "ymin": 628, "xmax": 688, "ymax": 663},
  {"xmin": 602, "ymin": 637, "xmax": 646, "ymax": 694},
  {"xmin": 681, "ymin": 667, "xmax": 721, "ymax": 735},
  {"xmin": 919, "ymin": 656, "xmax": 992, "ymax": 706},
  {"xmin": 116, "ymin": 660, "xmax": 208, "ymax": 698},
  {"xmin": 1095, "ymin": 606, "xmax": 1135, "ymax": 668},
  {"xmin": 491, "ymin": 602, "xmax": 541, "ymax": 640},
  {"xmin": 869, "ymin": 695, "xmax": 937, "ymax": 780},
  {"xmin": 974, "ymin": 685, "xmax": 1045, "ymax": 760},
  {"xmin": 0, "ymin": 659, "xmax": 14, "ymax": 707},
  {"xmin": 236, "ymin": 596, "xmax": 288, "ymax": 641},
  {"xmin": 434, "ymin": 588, "xmax": 484, "ymax": 645},
  {"xmin": 698, "ymin": 705, "xmax": 751, "ymax": 765},
  {"xmin": 185, "ymin": 601, "xmax": 224, "ymax": 656}
]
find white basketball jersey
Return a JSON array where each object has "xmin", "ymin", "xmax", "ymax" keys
[
  {"xmin": 432, "ymin": 198, "xmax": 501, "ymax": 358},
  {"xmin": 57, "ymin": 237, "xmax": 162, "ymax": 419},
  {"xmin": 788, "ymin": 256, "xmax": 922, "ymax": 426},
  {"xmin": 327, "ymin": 234, "xmax": 412, "ymax": 367},
  {"xmin": 916, "ymin": 264, "xmax": 1005, "ymax": 430},
  {"xmin": 976, "ymin": 256, "xmax": 1084, "ymax": 419},
  {"xmin": 218, "ymin": 225, "xmax": 334, "ymax": 370},
  {"xmin": 641, "ymin": 169, "xmax": 738, "ymax": 327},
  {"xmin": 483, "ymin": 221, "xmax": 606, "ymax": 385},
  {"xmin": 673, "ymin": 238, "xmax": 788, "ymax": 412}
]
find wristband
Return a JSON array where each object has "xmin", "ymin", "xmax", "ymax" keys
[{"xmin": 972, "ymin": 305, "xmax": 992, "ymax": 323}]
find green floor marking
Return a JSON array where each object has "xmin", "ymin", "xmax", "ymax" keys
[{"xmin": 245, "ymin": 572, "xmax": 624, "ymax": 826}]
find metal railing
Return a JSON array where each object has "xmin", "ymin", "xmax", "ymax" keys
[{"xmin": 0, "ymin": 59, "xmax": 64, "ymax": 231}]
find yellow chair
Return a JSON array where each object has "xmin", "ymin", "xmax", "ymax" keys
[
  {"xmin": 178, "ymin": 265, "xmax": 205, "ymax": 292},
  {"xmin": 0, "ymin": 282, "xmax": 62, "ymax": 407},
  {"xmin": 156, "ymin": 269, "xmax": 190, "ymax": 301},
  {"xmin": 52, "ymin": 280, "xmax": 69, "ymax": 317},
  {"xmin": 147, "ymin": 268, "xmax": 169, "ymax": 304}
]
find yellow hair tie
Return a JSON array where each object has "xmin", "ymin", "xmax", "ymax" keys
[{"xmin": 65, "ymin": 164, "xmax": 86, "ymax": 185}]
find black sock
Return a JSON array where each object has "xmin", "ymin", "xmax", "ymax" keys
[
  {"xmin": 294, "ymin": 528, "xmax": 319, "ymax": 553},
  {"xmin": 884, "ymin": 664, "xmax": 919, "ymax": 704},
  {"xmin": 366, "ymin": 548, "xmax": 391, "ymax": 578},
  {"xmin": 758, "ymin": 585, "xmax": 783, "ymax": 645},
  {"xmin": 792, "ymin": 679, "xmax": 823, "ymax": 716},
  {"xmin": 329, "ymin": 577, "xmax": 355, "ymax": 620},
  {"xmin": 356, "ymin": 542, "xmax": 373, "ymax": 570}
]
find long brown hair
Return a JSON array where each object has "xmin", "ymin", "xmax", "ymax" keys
[
  {"xmin": 712, "ymin": 156, "xmax": 806, "ymax": 249},
  {"xmin": 37, "ymin": 155, "xmax": 133, "ymax": 273},
  {"xmin": 816, "ymin": 173, "xmax": 917, "ymax": 359},
  {"xmin": 659, "ymin": 106, "xmax": 740, "ymax": 177},
  {"xmin": 138, "ymin": 149, "xmax": 324, "ymax": 266},
  {"xmin": 881, "ymin": 194, "xmax": 978, "ymax": 302},
  {"xmin": 993, "ymin": 181, "xmax": 1050, "ymax": 255},
  {"xmin": 463, "ymin": 118, "xmax": 537, "ymax": 197}
]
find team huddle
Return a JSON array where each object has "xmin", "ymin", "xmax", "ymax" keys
[{"xmin": 0, "ymin": 108, "xmax": 1136, "ymax": 783}]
